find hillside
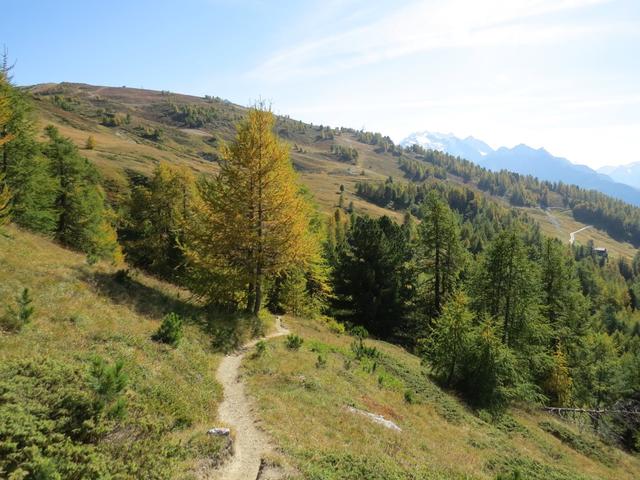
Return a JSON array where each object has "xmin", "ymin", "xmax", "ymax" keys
[
  {"xmin": 0, "ymin": 224, "xmax": 264, "ymax": 478},
  {"xmin": 27, "ymin": 83, "xmax": 403, "ymax": 221},
  {"xmin": 244, "ymin": 317, "xmax": 640, "ymax": 480},
  {"xmin": 26, "ymin": 83, "xmax": 638, "ymax": 258},
  {"xmin": 2, "ymin": 225, "xmax": 640, "ymax": 479}
]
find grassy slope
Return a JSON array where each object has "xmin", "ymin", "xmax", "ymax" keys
[
  {"xmin": 244, "ymin": 317, "xmax": 640, "ymax": 480},
  {"xmin": 29, "ymin": 82, "xmax": 635, "ymax": 255},
  {"xmin": 1, "ymin": 224, "xmax": 639, "ymax": 479},
  {"xmin": 0, "ymin": 225, "xmax": 266, "ymax": 477},
  {"xmin": 526, "ymin": 208, "xmax": 637, "ymax": 259}
]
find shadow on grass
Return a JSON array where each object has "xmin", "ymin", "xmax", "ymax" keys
[{"xmin": 76, "ymin": 267, "xmax": 263, "ymax": 352}]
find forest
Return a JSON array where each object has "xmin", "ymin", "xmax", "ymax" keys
[
  {"xmin": 1, "ymin": 67, "xmax": 640, "ymax": 478},
  {"xmin": 397, "ymin": 145, "xmax": 640, "ymax": 246}
]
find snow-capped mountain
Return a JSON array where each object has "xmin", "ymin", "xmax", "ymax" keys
[
  {"xmin": 400, "ymin": 131, "xmax": 493, "ymax": 163},
  {"xmin": 597, "ymin": 162, "xmax": 640, "ymax": 190},
  {"xmin": 400, "ymin": 131, "xmax": 640, "ymax": 206}
]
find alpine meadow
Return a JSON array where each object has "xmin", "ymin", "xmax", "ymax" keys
[{"xmin": 2, "ymin": 1, "xmax": 640, "ymax": 479}]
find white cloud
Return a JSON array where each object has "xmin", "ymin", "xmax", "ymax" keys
[{"xmin": 250, "ymin": 0, "xmax": 613, "ymax": 80}]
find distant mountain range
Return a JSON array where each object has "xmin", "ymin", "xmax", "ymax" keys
[
  {"xmin": 598, "ymin": 162, "xmax": 640, "ymax": 190},
  {"xmin": 400, "ymin": 131, "xmax": 640, "ymax": 206}
]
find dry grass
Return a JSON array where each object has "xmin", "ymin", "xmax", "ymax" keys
[
  {"xmin": 0, "ymin": 224, "xmax": 246, "ymax": 475},
  {"xmin": 243, "ymin": 316, "xmax": 640, "ymax": 480},
  {"xmin": 525, "ymin": 208, "xmax": 637, "ymax": 259}
]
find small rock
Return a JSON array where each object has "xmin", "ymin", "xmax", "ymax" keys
[
  {"xmin": 207, "ymin": 427, "xmax": 231, "ymax": 436},
  {"xmin": 346, "ymin": 406, "xmax": 402, "ymax": 432}
]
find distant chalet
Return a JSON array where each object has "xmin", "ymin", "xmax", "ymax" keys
[{"xmin": 594, "ymin": 247, "xmax": 608, "ymax": 258}]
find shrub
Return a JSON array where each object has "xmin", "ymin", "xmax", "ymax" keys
[
  {"xmin": 1, "ymin": 287, "xmax": 34, "ymax": 332},
  {"xmin": 90, "ymin": 357, "xmax": 128, "ymax": 419},
  {"xmin": 0, "ymin": 358, "xmax": 178, "ymax": 478},
  {"xmin": 316, "ymin": 354, "xmax": 327, "ymax": 369},
  {"xmin": 404, "ymin": 390, "xmax": 414, "ymax": 404},
  {"xmin": 351, "ymin": 337, "xmax": 378, "ymax": 360},
  {"xmin": 285, "ymin": 333, "xmax": 304, "ymax": 350},
  {"xmin": 86, "ymin": 135, "xmax": 96, "ymax": 150},
  {"xmin": 254, "ymin": 340, "xmax": 267, "ymax": 358},
  {"xmin": 350, "ymin": 325, "xmax": 369, "ymax": 339},
  {"xmin": 211, "ymin": 325, "xmax": 240, "ymax": 353},
  {"xmin": 152, "ymin": 312, "xmax": 184, "ymax": 347},
  {"xmin": 538, "ymin": 420, "xmax": 614, "ymax": 466},
  {"xmin": 326, "ymin": 318, "xmax": 345, "ymax": 335}
]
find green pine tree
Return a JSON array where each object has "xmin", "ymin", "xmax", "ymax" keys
[
  {"xmin": 470, "ymin": 227, "xmax": 542, "ymax": 349},
  {"xmin": 0, "ymin": 70, "xmax": 58, "ymax": 233},
  {"xmin": 415, "ymin": 191, "xmax": 465, "ymax": 318},
  {"xmin": 43, "ymin": 126, "xmax": 122, "ymax": 262}
]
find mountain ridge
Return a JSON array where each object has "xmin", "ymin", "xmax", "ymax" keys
[{"xmin": 401, "ymin": 130, "xmax": 640, "ymax": 206}]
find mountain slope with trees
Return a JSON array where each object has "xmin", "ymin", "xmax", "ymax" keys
[
  {"xmin": 401, "ymin": 130, "xmax": 640, "ymax": 207},
  {"xmin": 1, "ymin": 75, "xmax": 639, "ymax": 479}
]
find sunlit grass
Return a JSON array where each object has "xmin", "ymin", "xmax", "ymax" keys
[{"xmin": 244, "ymin": 316, "xmax": 640, "ymax": 480}]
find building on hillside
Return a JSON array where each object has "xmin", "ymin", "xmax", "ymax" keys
[{"xmin": 594, "ymin": 247, "xmax": 608, "ymax": 258}]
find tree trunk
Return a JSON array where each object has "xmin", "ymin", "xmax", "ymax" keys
[
  {"xmin": 247, "ymin": 279, "xmax": 256, "ymax": 313},
  {"xmin": 253, "ymin": 267, "xmax": 262, "ymax": 316}
]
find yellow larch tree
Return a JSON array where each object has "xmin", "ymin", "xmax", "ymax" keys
[{"xmin": 186, "ymin": 107, "xmax": 315, "ymax": 314}]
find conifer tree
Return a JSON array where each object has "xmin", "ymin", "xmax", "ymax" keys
[
  {"xmin": 470, "ymin": 227, "xmax": 542, "ymax": 348},
  {"xmin": 333, "ymin": 215, "xmax": 412, "ymax": 338},
  {"xmin": 0, "ymin": 83, "xmax": 12, "ymax": 225},
  {"xmin": 185, "ymin": 107, "xmax": 315, "ymax": 314},
  {"xmin": 123, "ymin": 161, "xmax": 196, "ymax": 278},
  {"xmin": 424, "ymin": 291, "xmax": 474, "ymax": 387},
  {"xmin": 0, "ymin": 172, "xmax": 10, "ymax": 226},
  {"xmin": 0, "ymin": 70, "xmax": 57, "ymax": 232},
  {"xmin": 415, "ymin": 191, "xmax": 465, "ymax": 317},
  {"xmin": 43, "ymin": 126, "xmax": 121, "ymax": 262},
  {"xmin": 540, "ymin": 238, "xmax": 590, "ymax": 357}
]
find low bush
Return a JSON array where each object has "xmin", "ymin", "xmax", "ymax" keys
[
  {"xmin": 325, "ymin": 318, "xmax": 345, "ymax": 335},
  {"xmin": 152, "ymin": 312, "xmax": 184, "ymax": 347},
  {"xmin": 404, "ymin": 390, "xmax": 414, "ymax": 404},
  {"xmin": 0, "ymin": 358, "xmax": 155, "ymax": 479},
  {"xmin": 254, "ymin": 340, "xmax": 267, "ymax": 358},
  {"xmin": 285, "ymin": 334, "xmax": 304, "ymax": 350},
  {"xmin": 351, "ymin": 337, "xmax": 378, "ymax": 360},
  {"xmin": 315, "ymin": 354, "xmax": 327, "ymax": 369},
  {"xmin": 538, "ymin": 420, "xmax": 615, "ymax": 466},
  {"xmin": 211, "ymin": 325, "xmax": 240, "ymax": 353},
  {"xmin": 0, "ymin": 288, "xmax": 34, "ymax": 332}
]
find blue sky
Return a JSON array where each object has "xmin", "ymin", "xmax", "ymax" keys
[{"xmin": 4, "ymin": 0, "xmax": 639, "ymax": 168}]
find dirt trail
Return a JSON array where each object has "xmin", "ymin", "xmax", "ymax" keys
[
  {"xmin": 569, "ymin": 225, "xmax": 592, "ymax": 245},
  {"xmin": 213, "ymin": 317, "xmax": 289, "ymax": 480}
]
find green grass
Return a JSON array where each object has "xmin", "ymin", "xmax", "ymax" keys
[
  {"xmin": 0, "ymin": 225, "xmax": 264, "ymax": 478},
  {"xmin": 243, "ymin": 316, "xmax": 640, "ymax": 480}
]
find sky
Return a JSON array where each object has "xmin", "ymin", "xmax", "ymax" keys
[{"xmin": 3, "ymin": 0, "xmax": 640, "ymax": 168}]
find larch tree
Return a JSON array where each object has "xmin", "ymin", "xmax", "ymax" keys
[
  {"xmin": 186, "ymin": 107, "xmax": 314, "ymax": 314},
  {"xmin": 123, "ymin": 161, "xmax": 196, "ymax": 279},
  {"xmin": 43, "ymin": 126, "xmax": 122, "ymax": 263},
  {"xmin": 415, "ymin": 191, "xmax": 465, "ymax": 318},
  {"xmin": 0, "ymin": 68, "xmax": 57, "ymax": 233},
  {"xmin": 470, "ymin": 227, "xmax": 542, "ymax": 349},
  {"xmin": 424, "ymin": 291, "xmax": 475, "ymax": 387}
]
